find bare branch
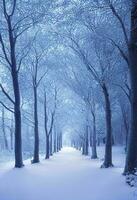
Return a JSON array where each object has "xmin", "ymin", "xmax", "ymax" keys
[
  {"xmin": 0, "ymin": 33, "xmax": 11, "ymax": 66},
  {"xmin": 114, "ymin": 83, "xmax": 131, "ymax": 103},
  {"xmin": 0, "ymin": 84, "xmax": 15, "ymax": 104},
  {"xmin": 9, "ymin": 0, "xmax": 17, "ymax": 17},
  {"xmin": 109, "ymin": 2, "xmax": 129, "ymax": 48},
  {"xmin": 2, "ymin": 0, "xmax": 8, "ymax": 19},
  {"xmin": 69, "ymin": 37, "xmax": 101, "ymax": 83},
  {"xmin": 108, "ymin": 37, "xmax": 129, "ymax": 66},
  {"xmin": 0, "ymin": 101, "xmax": 14, "ymax": 113},
  {"xmin": 17, "ymin": 47, "xmax": 30, "ymax": 73},
  {"xmin": 37, "ymin": 70, "xmax": 48, "ymax": 87},
  {"xmin": 15, "ymin": 26, "xmax": 31, "ymax": 39}
]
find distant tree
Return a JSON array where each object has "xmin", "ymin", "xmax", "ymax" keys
[
  {"xmin": 1, "ymin": 107, "xmax": 8, "ymax": 150},
  {"xmin": 44, "ymin": 88, "xmax": 57, "ymax": 159},
  {"xmin": 29, "ymin": 45, "xmax": 47, "ymax": 163},
  {"xmin": 66, "ymin": 35, "xmax": 114, "ymax": 167},
  {"xmin": 87, "ymin": 88, "xmax": 98, "ymax": 159}
]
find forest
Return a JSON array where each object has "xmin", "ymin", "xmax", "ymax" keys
[{"xmin": 0, "ymin": 0, "xmax": 137, "ymax": 200}]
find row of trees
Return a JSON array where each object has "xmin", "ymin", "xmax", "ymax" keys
[
  {"xmin": 0, "ymin": 0, "xmax": 63, "ymax": 167},
  {"xmin": 0, "ymin": 0, "xmax": 137, "ymax": 176},
  {"xmin": 52, "ymin": 0, "xmax": 137, "ymax": 174}
]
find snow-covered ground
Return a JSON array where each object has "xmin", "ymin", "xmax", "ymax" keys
[{"xmin": 0, "ymin": 146, "xmax": 136, "ymax": 200}]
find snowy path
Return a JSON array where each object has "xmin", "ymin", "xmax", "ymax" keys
[{"xmin": 0, "ymin": 147, "xmax": 135, "ymax": 200}]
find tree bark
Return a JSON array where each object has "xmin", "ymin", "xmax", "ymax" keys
[
  {"xmin": 124, "ymin": 2, "xmax": 137, "ymax": 174},
  {"xmin": 32, "ymin": 86, "xmax": 39, "ymax": 163},
  {"xmin": 45, "ymin": 135, "xmax": 50, "ymax": 159},
  {"xmin": 91, "ymin": 113, "xmax": 97, "ymax": 159},
  {"xmin": 9, "ymin": 21, "xmax": 23, "ymax": 167},
  {"xmin": 101, "ymin": 83, "xmax": 113, "ymax": 168},
  {"xmin": 12, "ymin": 70, "xmax": 23, "ymax": 167}
]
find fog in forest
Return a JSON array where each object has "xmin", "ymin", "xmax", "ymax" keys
[{"xmin": 0, "ymin": 1, "xmax": 137, "ymax": 200}]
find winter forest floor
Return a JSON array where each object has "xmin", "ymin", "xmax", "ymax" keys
[{"xmin": 0, "ymin": 147, "xmax": 136, "ymax": 200}]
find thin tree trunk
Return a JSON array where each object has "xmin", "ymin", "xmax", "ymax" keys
[
  {"xmin": 90, "ymin": 129, "xmax": 92, "ymax": 147},
  {"xmin": 32, "ymin": 86, "xmax": 39, "ymax": 163},
  {"xmin": 57, "ymin": 134, "xmax": 59, "ymax": 152},
  {"xmin": 50, "ymin": 132, "xmax": 53, "ymax": 156},
  {"xmin": 10, "ymin": 128, "xmax": 14, "ymax": 150},
  {"xmin": 10, "ymin": 117, "xmax": 14, "ymax": 150},
  {"xmin": 84, "ymin": 126, "xmax": 89, "ymax": 155},
  {"xmin": 2, "ymin": 107, "xmax": 8, "ymax": 150},
  {"xmin": 91, "ymin": 114, "xmax": 97, "ymax": 159},
  {"xmin": 60, "ymin": 133, "xmax": 62, "ymax": 149},
  {"xmin": 54, "ymin": 128, "xmax": 57, "ymax": 153},
  {"xmin": 45, "ymin": 135, "xmax": 50, "ymax": 159},
  {"xmin": 82, "ymin": 142, "xmax": 85, "ymax": 155}
]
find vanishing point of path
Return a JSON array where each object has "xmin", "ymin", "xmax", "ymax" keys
[{"xmin": 0, "ymin": 147, "xmax": 135, "ymax": 200}]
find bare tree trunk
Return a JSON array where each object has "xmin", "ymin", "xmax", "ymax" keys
[
  {"xmin": 12, "ymin": 70, "xmax": 23, "ymax": 167},
  {"xmin": 120, "ymin": 102, "xmax": 129, "ymax": 151},
  {"xmin": 57, "ymin": 134, "xmax": 60, "ymax": 152},
  {"xmin": 124, "ymin": 2, "xmax": 137, "ymax": 174},
  {"xmin": 82, "ymin": 142, "xmax": 85, "ymax": 155},
  {"xmin": 10, "ymin": 117, "xmax": 14, "ymax": 150},
  {"xmin": 5, "ymin": 13, "xmax": 23, "ymax": 167},
  {"xmin": 44, "ymin": 89, "xmax": 56, "ymax": 158},
  {"xmin": 45, "ymin": 135, "xmax": 50, "ymax": 159},
  {"xmin": 91, "ymin": 114, "xmax": 97, "ymax": 159},
  {"xmin": 84, "ymin": 126, "xmax": 89, "ymax": 155},
  {"xmin": 32, "ymin": 86, "xmax": 39, "ymax": 163},
  {"xmin": 101, "ymin": 83, "xmax": 113, "ymax": 168},
  {"xmin": 58, "ymin": 133, "xmax": 61, "ymax": 151},
  {"xmin": 60, "ymin": 132, "xmax": 62, "ymax": 149},
  {"xmin": 8, "ymin": 20, "xmax": 24, "ymax": 167},
  {"xmin": 89, "ymin": 129, "xmax": 92, "ymax": 147},
  {"xmin": 50, "ymin": 132, "xmax": 53, "ymax": 156},
  {"xmin": 10, "ymin": 129, "xmax": 14, "ymax": 151},
  {"xmin": 54, "ymin": 128, "xmax": 57, "ymax": 153},
  {"xmin": 2, "ymin": 107, "xmax": 8, "ymax": 150}
]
